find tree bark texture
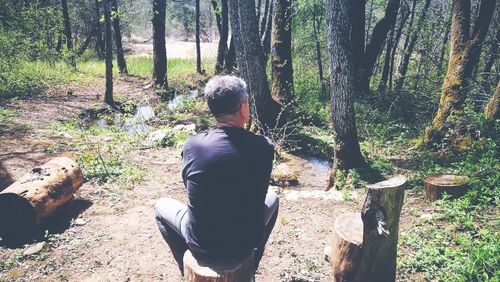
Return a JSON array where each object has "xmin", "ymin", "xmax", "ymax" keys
[
  {"xmin": 350, "ymin": 0, "xmax": 366, "ymax": 77},
  {"xmin": 183, "ymin": 250, "xmax": 255, "ymax": 282},
  {"xmin": 228, "ymin": 0, "xmax": 281, "ymax": 131},
  {"xmin": 326, "ymin": 0, "xmax": 365, "ymax": 190},
  {"xmin": 196, "ymin": 0, "xmax": 203, "ymax": 74},
  {"xmin": 213, "ymin": 0, "xmax": 229, "ymax": 74},
  {"xmin": 152, "ymin": 0, "xmax": 168, "ymax": 88},
  {"xmin": 425, "ymin": 0, "xmax": 496, "ymax": 145},
  {"xmin": 0, "ymin": 157, "xmax": 84, "ymax": 239},
  {"xmin": 328, "ymin": 175, "xmax": 406, "ymax": 282},
  {"xmin": 271, "ymin": 0, "xmax": 294, "ymax": 105},
  {"xmin": 104, "ymin": 0, "xmax": 114, "ymax": 105},
  {"xmin": 111, "ymin": 0, "xmax": 128, "ymax": 74}
]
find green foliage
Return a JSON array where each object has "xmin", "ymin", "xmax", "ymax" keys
[{"xmin": 0, "ymin": 108, "xmax": 18, "ymax": 129}]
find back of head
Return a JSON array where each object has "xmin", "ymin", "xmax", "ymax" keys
[{"xmin": 204, "ymin": 76, "xmax": 248, "ymax": 118}]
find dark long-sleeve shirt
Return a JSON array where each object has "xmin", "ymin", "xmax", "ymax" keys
[{"xmin": 181, "ymin": 126, "xmax": 274, "ymax": 259}]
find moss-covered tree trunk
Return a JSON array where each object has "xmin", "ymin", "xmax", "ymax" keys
[
  {"xmin": 484, "ymin": 79, "xmax": 499, "ymax": 120},
  {"xmin": 271, "ymin": 0, "xmax": 294, "ymax": 105},
  {"xmin": 326, "ymin": 0, "xmax": 365, "ymax": 190},
  {"xmin": 424, "ymin": 0, "xmax": 495, "ymax": 145}
]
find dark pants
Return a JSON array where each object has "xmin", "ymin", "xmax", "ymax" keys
[{"xmin": 154, "ymin": 191, "xmax": 279, "ymax": 275}]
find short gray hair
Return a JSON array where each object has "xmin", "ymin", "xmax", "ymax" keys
[{"xmin": 204, "ymin": 75, "xmax": 248, "ymax": 117}]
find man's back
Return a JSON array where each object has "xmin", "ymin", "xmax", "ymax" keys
[{"xmin": 182, "ymin": 126, "xmax": 274, "ymax": 258}]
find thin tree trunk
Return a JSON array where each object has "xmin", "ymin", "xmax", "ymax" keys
[
  {"xmin": 228, "ymin": 0, "xmax": 281, "ymax": 131},
  {"xmin": 224, "ymin": 37, "xmax": 236, "ymax": 72},
  {"xmin": 365, "ymin": 0, "xmax": 374, "ymax": 46},
  {"xmin": 438, "ymin": 18, "xmax": 452, "ymax": 73},
  {"xmin": 104, "ymin": 0, "xmax": 114, "ymax": 106},
  {"xmin": 403, "ymin": 0, "xmax": 417, "ymax": 52},
  {"xmin": 326, "ymin": 0, "xmax": 365, "ymax": 190},
  {"xmin": 94, "ymin": 0, "xmax": 105, "ymax": 59},
  {"xmin": 388, "ymin": 5, "xmax": 409, "ymax": 91},
  {"xmin": 484, "ymin": 79, "xmax": 499, "ymax": 119},
  {"xmin": 425, "ymin": 0, "xmax": 496, "ymax": 145},
  {"xmin": 312, "ymin": 6, "xmax": 327, "ymax": 102},
  {"xmin": 213, "ymin": 0, "xmax": 228, "ymax": 74},
  {"xmin": 111, "ymin": 0, "xmax": 128, "ymax": 74},
  {"xmin": 378, "ymin": 26, "xmax": 395, "ymax": 93},
  {"xmin": 61, "ymin": 0, "xmax": 72, "ymax": 50},
  {"xmin": 356, "ymin": 0, "xmax": 400, "ymax": 97},
  {"xmin": 260, "ymin": 0, "xmax": 273, "ymax": 65},
  {"xmin": 152, "ymin": 0, "xmax": 168, "ymax": 88},
  {"xmin": 195, "ymin": 0, "xmax": 202, "ymax": 74},
  {"xmin": 483, "ymin": 27, "xmax": 499, "ymax": 74},
  {"xmin": 61, "ymin": 0, "xmax": 75, "ymax": 67},
  {"xmin": 259, "ymin": 0, "xmax": 271, "ymax": 38},
  {"xmin": 394, "ymin": 0, "xmax": 431, "ymax": 92},
  {"xmin": 271, "ymin": 0, "xmax": 294, "ymax": 104}
]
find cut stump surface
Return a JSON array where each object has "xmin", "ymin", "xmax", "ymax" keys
[{"xmin": 424, "ymin": 175, "xmax": 470, "ymax": 202}]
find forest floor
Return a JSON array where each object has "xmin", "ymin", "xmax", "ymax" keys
[
  {"xmin": 0, "ymin": 72, "xmax": 431, "ymax": 282},
  {"xmin": 0, "ymin": 41, "xmax": 488, "ymax": 282}
]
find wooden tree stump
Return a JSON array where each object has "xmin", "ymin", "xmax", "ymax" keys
[
  {"xmin": 424, "ymin": 175, "xmax": 470, "ymax": 202},
  {"xmin": 0, "ymin": 157, "xmax": 84, "ymax": 239},
  {"xmin": 183, "ymin": 250, "xmax": 255, "ymax": 282},
  {"xmin": 328, "ymin": 175, "xmax": 406, "ymax": 282}
]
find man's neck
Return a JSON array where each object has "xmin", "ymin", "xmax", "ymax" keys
[{"xmin": 217, "ymin": 120, "xmax": 243, "ymax": 128}]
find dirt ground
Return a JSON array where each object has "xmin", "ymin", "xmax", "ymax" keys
[{"xmin": 0, "ymin": 55, "xmax": 424, "ymax": 281}]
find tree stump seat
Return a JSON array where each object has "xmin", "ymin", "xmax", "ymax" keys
[
  {"xmin": 423, "ymin": 174, "xmax": 470, "ymax": 202},
  {"xmin": 183, "ymin": 250, "xmax": 255, "ymax": 282},
  {"xmin": 327, "ymin": 175, "xmax": 406, "ymax": 282}
]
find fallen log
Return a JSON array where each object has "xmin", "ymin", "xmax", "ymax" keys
[
  {"xmin": 328, "ymin": 175, "xmax": 406, "ymax": 282},
  {"xmin": 0, "ymin": 157, "xmax": 84, "ymax": 239},
  {"xmin": 183, "ymin": 250, "xmax": 255, "ymax": 282},
  {"xmin": 424, "ymin": 174, "xmax": 470, "ymax": 202}
]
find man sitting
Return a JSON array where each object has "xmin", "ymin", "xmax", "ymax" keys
[{"xmin": 154, "ymin": 75, "xmax": 279, "ymax": 275}]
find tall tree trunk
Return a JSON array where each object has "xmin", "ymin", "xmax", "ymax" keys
[
  {"xmin": 438, "ymin": 19, "xmax": 452, "ymax": 73},
  {"xmin": 355, "ymin": 0, "xmax": 400, "ymax": 97},
  {"xmin": 312, "ymin": 6, "xmax": 327, "ymax": 102},
  {"xmin": 195, "ymin": 0, "xmax": 202, "ymax": 74},
  {"xmin": 228, "ymin": 0, "xmax": 281, "ymax": 131},
  {"xmin": 110, "ymin": 0, "xmax": 127, "ymax": 74},
  {"xmin": 483, "ymin": 27, "xmax": 499, "ymax": 74},
  {"xmin": 104, "ymin": 0, "xmax": 114, "ymax": 106},
  {"xmin": 271, "ymin": 0, "xmax": 294, "ymax": 104},
  {"xmin": 403, "ymin": 0, "xmax": 417, "ymax": 52},
  {"xmin": 365, "ymin": 0, "xmax": 374, "ymax": 46},
  {"xmin": 259, "ymin": 0, "xmax": 271, "ymax": 38},
  {"xmin": 224, "ymin": 37, "xmax": 237, "ymax": 72},
  {"xmin": 61, "ymin": 0, "xmax": 72, "ymax": 50},
  {"xmin": 213, "ymin": 0, "xmax": 228, "ymax": 74},
  {"xmin": 152, "ymin": 0, "xmax": 168, "ymax": 88},
  {"xmin": 425, "ymin": 0, "xmax": 496, "ymax": 145},
  {"xmin": 387, "ymin": 5, "xmax": 410, "ymax": 91},
  {"xmin": 260, "ymin": 0, "xmax": 273, "ymax": 66},
  {"xmin": 350, "ymin": 0, "xmax": 365, "ymax": 77},
  {"xmin": 61, "ymin": 0, "xmax": 75, "ymax": 67},
  {"xmin": 394, "ymin": 0, "xmax": 431, "ymax": 93},
  {"xmin": 94, "ymin": 0, "xmax": 105, "ymax": 59},
  {"xmin": 484, "ymin": 79, "xmax": 499, "ymax": 119},
  {"xmin": 326, "ymin": 0, "xmax": 365, "ymax": 190},
  {"xmin": 378, "ymin": 26, "xmax": 395, "ymax": 94}
]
